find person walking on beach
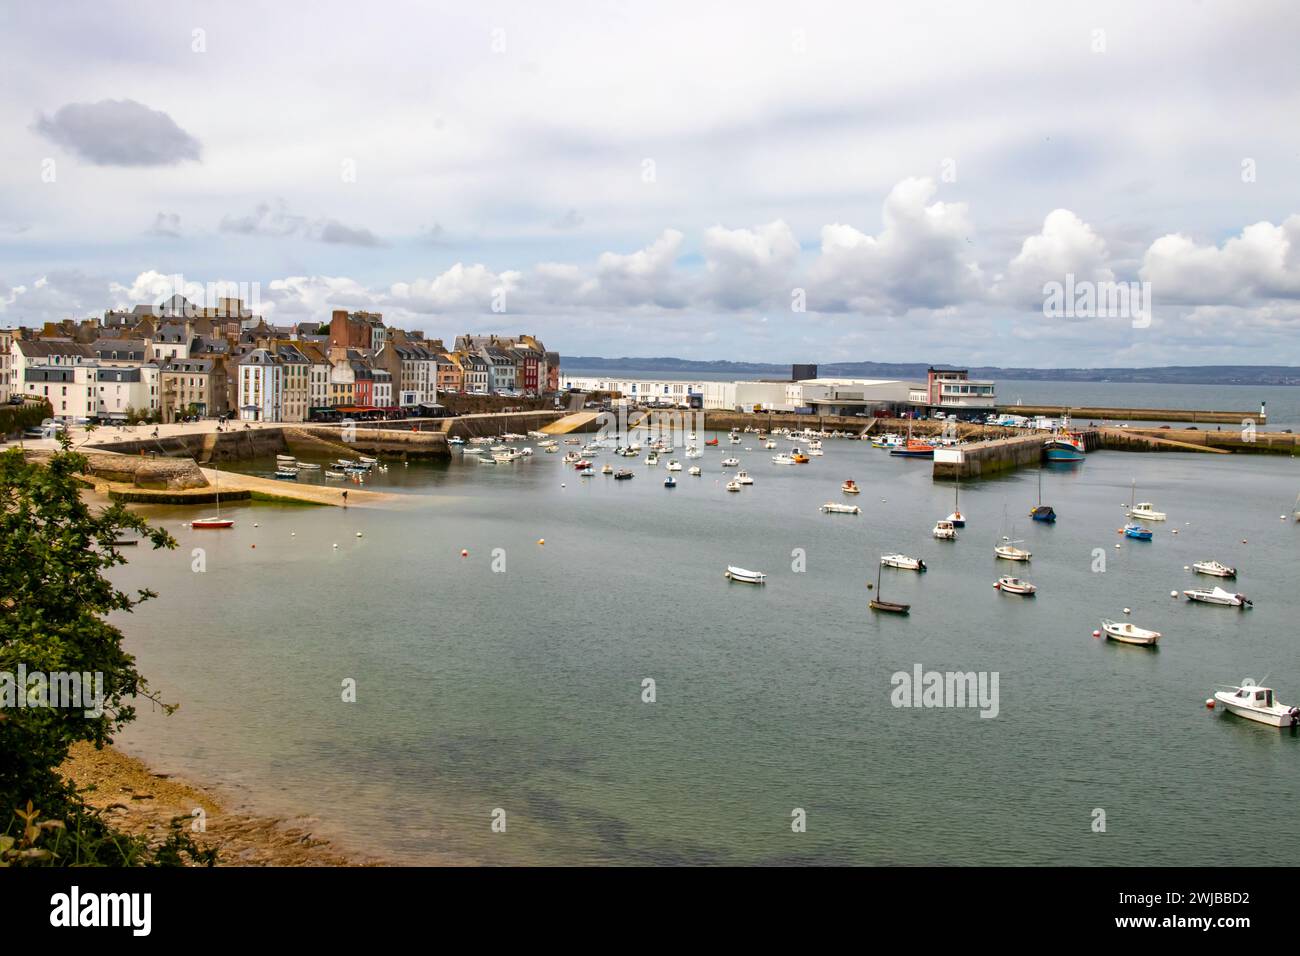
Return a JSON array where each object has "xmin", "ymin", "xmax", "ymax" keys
[{"xmin": 341, "ymin": 489, "xmax": 348, "ymax": 507}]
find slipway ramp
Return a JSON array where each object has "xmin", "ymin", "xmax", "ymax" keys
[{"xmin": 540, "ymin": 411, "xmax": 602, "ymax": 435}]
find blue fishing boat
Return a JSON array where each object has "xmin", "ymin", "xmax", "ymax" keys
[
  {"xmin": 1124, "ymin": 523, "xmax": 1153, "ymax": 540},
  {"xmin": 1044, "ymin": 436, "xmax": 1085, "ymax": 462}
]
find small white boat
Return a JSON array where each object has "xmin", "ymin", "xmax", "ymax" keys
[
  {"xmin": 725, "ymin": 479, "xmax": 742, "ymax": 492},
  {"xmin": 601, "ymin": 463, "xmax": 613, "ymax": 474},
  {"xmin": 685, "ymin": 447, "xmax": 702, "ymax": 459},
  {"xmin": 358, "ymin": 456, "xmax": 379, "ymax": 465},
  {"xmin": 688, "ymin": 466, "xmax": 702, "ymax": 476},
  {"xmin": 932, "ymin": 520, "xmax": 958, "ymax": 540},
  {"xmin": 880, "ymin": 553, "xmax": 926, "ymax": 571},
  {"xmin": 808, "ymin": 447, "xmax": 824, "ymax": 457},
  {"xmin": 995, "ymin": 537, "xmax": 1031, "ymax": 561},
  {"xmin": 1213, "ymin": 682, "xmax": 1300, "ymax": 728},
  {"xmin": 1128, "ymin": 502, "xmax": 1167, "ymax": 521},
  {"xmin": 1192, "ymin": 560, "xmax": 1236, "ymax": 578},
  {"xmin": 729, "ymin": 435, "xmax": 742, "ymax": 444},
  {"xmin": 275, "ymin": 454, "xmax": 297, "ymax": 463},
  {"xmin": 296, "ymin": 462, "xmax": 321, "ymax": 470},
  {"xmin": 842, "ymin": 479, "xmax": 861, "ymax": 495},
  {"xmin": 646, "ymin": 452, "xmax": 659, "ymax": 465},
  {"xmin": 1100, "ymin": 619, "xmax": 1161, "ymax": 646},
  {"xmin": 735, "ymin": 470, "xmax": 753, "ymax": 484},
  {"xmin": 821, "ymin": 502, "xmax": 861, "ymax": 514},
  {"xmin": 578, "ymin": 466, "xmax": 595, "ymax": 477},
  {"xmin": 771, "ymin": 454, "xmax": 796, "ymax": 465},
  {"xmin": 995, "ymin": 576, "xmax": 1036, "ymax": 595},
  {"xmin": 447, "ymin": 436, "xmax": 465, "ymax": 446},
  {"xmin": 725, "ymin": 565, "xmax": 766, "ymax": 584},
  {"xmin": 721, "ymin": 457, "xmax": 740, "ymax": 467},
  {"xmin": 562, "ymin": 452, "xmax": 580, "ymax": 464},
  {"xmin": 665, "ymin": 459, "xmax": 682, "ymax": 471},
  {"xmin": 764, "ymin": 440, "xmax": 777, "ymax": 449},
  {"xmin": 1184, "ymin": 586, "xmax": 1251, "ymax": 607}
]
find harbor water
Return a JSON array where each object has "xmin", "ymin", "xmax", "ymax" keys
[{"xmin": 109, "ymin": 435, "xmax": 1300, "ymax": 864}]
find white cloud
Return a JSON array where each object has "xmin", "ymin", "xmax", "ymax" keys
[
  {"xmin": 701, "ymin": 220, "xmax": 799, "ymax": 308},
  {"xmin": 1142, "ymin": 216, "xmax": 1300, "ymax": 304},
  {"xmin": 992, "ymin": 209, "xmax": 1115, "ymax": 308}
]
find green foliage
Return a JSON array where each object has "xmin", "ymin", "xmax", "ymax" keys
[
  {"xmin": 0, "ymin": 438, "xmax": 208, "ymax": 865},
  {"xmin": 0, "ymin": 399, "xmax": 53, "ymax": 436}
]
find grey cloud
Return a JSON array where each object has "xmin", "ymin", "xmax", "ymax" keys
[
  {"xmin": 148, "ymin": 212, "xmax": 182, "ymax": 238},
  {"xmin": 32, "ymin": 99, "xmax": 201, "ymax": 166},
  {"xmin": 551, "ymin": 209, "xmax": 584, "ymax": 231},
  {"xmin": 219, "ymin": 201, "xmax": 385, "ymax": 247}
]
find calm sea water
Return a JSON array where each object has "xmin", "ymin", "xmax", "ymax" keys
[
  {"xmin": 109, "ymin": 434, "xmax": 1300, "ymax": 865},
  {"xmin": 563, "ymin": 371, "xmax": 1300, "ymax": 430}
]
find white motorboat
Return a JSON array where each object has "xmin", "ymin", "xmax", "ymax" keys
[
  {"xmin": 995, "ymin": 576, "xmax": 1036, "ymax": 595},
  {"xmin": 880, "ymin": 553, "xmax": 926, "ymax": 571},
  {"xmin": 685, "ymin": 447, "xmax": 702, "ymax": 459},
  {"xmin": 578, "ymin": 466, "xmax": 595, "ymax": 477},
  {"xmin": 765, "ymin": 440, "xmax": 777, "ymax": 449},
  {"xmin": 1100, "ymin": 619, "xmax": 1161, "ymax": 646},
  {"xmin": 562, "ymin": 452, "xmax": 580, "ymax": 464},
  {"xmin": 932, "ymin": 520, "xmax": 958, "ymax": 540},
  {"xmin": 1128, "ymin": 502, "xmax": 1167, "ymax": 521},
  {"xmin": 1184, "ymin": 586, "xmax": 1252, "ymax": 607},
  {"xmin": 665, "ymin": 459, "xmax": 682, "ymax": 471},
  {"xmin": 646, "ymin": 452, "xmax": 659, "ymax": 465},
  {"xmin": 725, "ymin": 565, "xmax": 766, "ymax": 584},
  {"xmin": 735, "ymin": 470, "xmax": 753, "ymax": 484},
  {"xmin": 528, "ymin": 430, "xmax": 549, "ymax": 440},
  {"xmin": 994, "ymin": 536, "xmax": 1031, "ymax": 561},
  {"xmin": 447, "ymin": 436, "xmax": 465, "ymax": 446},
  {"xmin": 1213, "ymin": 682, "xmax": 1300, "ymax": 728},
  {"xmin": 1192, "ymin": 560, "xmax": 1236, "ymax": 578},
  {"xmin": 688, "ymin": 466, "xmax": 702, "ymax": 476},
  {"xmin": 721, "ymin": 457, "xmax": 740, "ymax": 467},
  {"xmin": 276, "ymin": 454, "xmax": 297, "ymax": 463},
  {"xmin": 729, "ymin": 435, "xmax": 742, "ymax": 444},
  {"xmin": 725, "ymin": 479, "xmax": 742, "ymax": 492},
  {"xmin": 821, "ymin": 502, "xmax": 861, "ymax": 514},
  {"xmin": 771, "ymin": 454, "xmax": 796, "ymax": 465}
]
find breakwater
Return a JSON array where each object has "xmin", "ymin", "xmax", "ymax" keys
[{"xmin": 997, "ymin": 403, "xmax": 1262, "ymax": 424}]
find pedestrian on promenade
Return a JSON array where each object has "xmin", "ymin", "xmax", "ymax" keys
[{"xmin": 341, "ymin": 489, "xmax": 348, "ymax": 507}]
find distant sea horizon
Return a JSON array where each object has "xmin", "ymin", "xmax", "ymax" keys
[{"xmin": 559, "ymin": 367, "xmax": 1300, "ymax": 429}]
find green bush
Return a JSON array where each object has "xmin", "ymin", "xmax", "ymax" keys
[
  {"xmin": 0, "ymin": 439, "xmax": 215, "ymax": 866},
  {"xmin": 0, "ymin": 399, "xmax": 53, "ymax": 437}
]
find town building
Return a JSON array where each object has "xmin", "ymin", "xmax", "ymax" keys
[
  {"xmin": 161, "ymin": 358, "xmax": 226, "ymax": 422},
  {"xmin": 237, "ymin": 350, "xmax": 283, "ymax": 421}
]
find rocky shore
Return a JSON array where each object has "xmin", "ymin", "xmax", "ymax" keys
[{"xmin": 59, "ymin": 743, "xmax": 373, "ymax": 866}]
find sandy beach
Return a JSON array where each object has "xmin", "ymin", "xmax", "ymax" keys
[{"xmin": 59, "ymin": 742, "xmax": 375, "ymax": 867}]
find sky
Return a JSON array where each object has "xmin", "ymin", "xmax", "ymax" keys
[{"xmin": 2, "ymin": 0, "xmax": 1299, "ymax": 367}]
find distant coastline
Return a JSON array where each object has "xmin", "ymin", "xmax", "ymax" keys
[{"xmin": 560, "ymin": 357, "xmax": 1300, "ymax": 387}]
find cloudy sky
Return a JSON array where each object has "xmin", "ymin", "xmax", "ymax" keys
[{"xmin": 2, "ymin": 0, "xmax": 1299, "ymax": 366}]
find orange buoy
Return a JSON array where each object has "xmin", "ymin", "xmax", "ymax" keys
[{"xmin": 537, "ymin": 538, "xmax": 545, "ymax": 546}]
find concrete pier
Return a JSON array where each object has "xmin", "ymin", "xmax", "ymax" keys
[
  {"xmin": 997, "ymin": 404, "xmax": 1263, "ymax": 424},
  {"xmin": 932, "ymin": 433, "xmax": 1047, "ymax": 480}
]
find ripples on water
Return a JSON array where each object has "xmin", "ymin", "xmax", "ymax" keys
[{"xmin": 111, "ymin": 435, "xmax": 1300, "ymax": 865}]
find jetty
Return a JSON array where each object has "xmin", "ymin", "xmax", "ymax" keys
[{"xmin": 996, "ymin": 404, "xmax": 1263, "ymax": 425}]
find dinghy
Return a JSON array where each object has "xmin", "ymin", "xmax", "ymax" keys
[
  {"xmin": 821, "ymin": 502, "xmax": 861, "ymax": 514},
  {"xmin": 995, "ymin": 576, "xmax": 1036, "ymax": 595},
  {"xmin": 725, "ymin": 566, "xmax": 766, "ymax": 585}
]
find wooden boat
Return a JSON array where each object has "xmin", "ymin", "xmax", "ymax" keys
[
  {"xmin": 725, "ymin": 565, "xmax": 765, "ymax": 584},
  {"xmin": 880, "ymin": 553, "xmax": 926, "ymax": 571},
  {"xmin": 994, "ymin": 576, "xmax": 1036, "ymax": 595},
  {"xmin": 842, "ymin": 479, "xmax": 860, "ymax": 495},
  {"xmin": 821, "ymin": 502, "xmax": 861, "ymax": 514},
  {"xmin": 1184, "ymin": 586, "xmax": 1251, "ymax": 607},
  {"xmin": 1213, "ymin": 682, "xmax": 1300, "ymax": 727},
  {"xmin": 1100, "ymin": 619, "xmax": 1161, "ymax": 646},
  {"xmin": 869, "ymin": 562, "xmax": 910, "ymax": 614},
  {"xmin": 1192, "ymin": 560, "xmax": 1236, "ymax": 578}
]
